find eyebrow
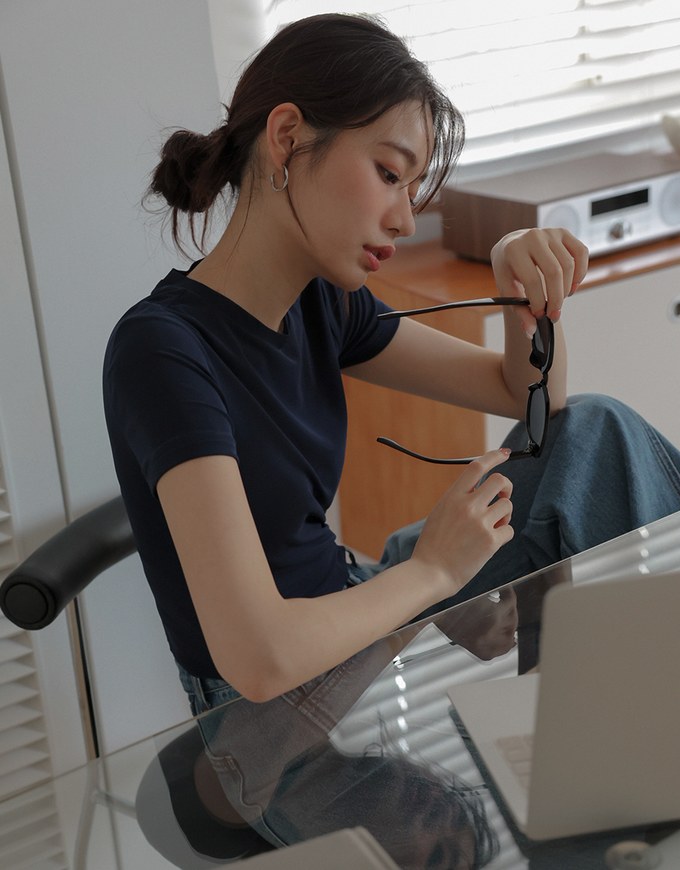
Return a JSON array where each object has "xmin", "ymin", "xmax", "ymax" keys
[{"xmin": 379, "ymin": 140, "xmax": 429, "ymax": 182}]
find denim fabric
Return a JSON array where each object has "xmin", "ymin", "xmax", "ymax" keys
[
  {"xmin": 177, "ymin": 650, "xmax": 495, "ymax": 867},
  {"xmin": 176, "ymin": 644, "xmax": 399, "ymax": 849},
  {"xmin": 178, "ymin": 664, "xmax": 242, "ymax": 718},
  {"xmin": 355, "ymin": 394, "xmax": 680, "ymax": 609},
  {"xmin": 479, "ymin": 393, "xmax": 680, "ymax": 589}
]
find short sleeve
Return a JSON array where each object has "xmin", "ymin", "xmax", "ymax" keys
[
  {"xmin": 103, "ymin": 308, "xmax": 237, "ymax": 491},
  {"xmin": 339, "ymin": 285, "xmax": 399, "ymax": 368}
]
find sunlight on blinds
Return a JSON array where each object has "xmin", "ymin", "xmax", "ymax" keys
[{"xmin": 265, "ymin": 0, "xmax": 680, "ymax": 160}]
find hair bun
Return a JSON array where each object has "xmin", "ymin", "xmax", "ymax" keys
[{"xmin": 149, "ymin": 129, "xmax": 214, "ymax": 212}]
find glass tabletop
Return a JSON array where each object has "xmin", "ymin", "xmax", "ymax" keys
[{"xmin": 3, "ymin": 512, "xmax": 680, "ymax": 869}]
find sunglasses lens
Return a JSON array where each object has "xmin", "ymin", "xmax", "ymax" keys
[
  {"xmin": 530, "ymin": 317, "xmax": 554, "ymax": 373},
  {"xmin": 527, "ymin": 383, "xmax": 549, "ymax": 450}
]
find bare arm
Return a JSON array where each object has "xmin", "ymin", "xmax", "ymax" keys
[
  {"xmin": 345, "ymin": 228, "xmax": 589, "ymax": 419},
  {"xmin": 157, "ymin": 449, "xmax": 514, "ymax": 702}
]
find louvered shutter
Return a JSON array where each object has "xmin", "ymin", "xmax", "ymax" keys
[
  {"xmin": 264, "ymin": 0, "xmax": 680, "ymax": 162},
  {"xmin": 0, "ymin": 461, "xmax": 68, "ymax": 869}
]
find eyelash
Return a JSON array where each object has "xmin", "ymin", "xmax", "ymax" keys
[
  {"xmin": 379, "ymin": 165, "xmax": 399, "ymax": 184},
  {"xmin": 378, "ymin": 165, "xmax": 417, "ymax": 209}
]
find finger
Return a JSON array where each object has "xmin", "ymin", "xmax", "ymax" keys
[
  {"xmin": 489, "ymin": 497, "xmax": 513, "ymax": 529},
  {"xmin": 475, "ymin": 471, "xmax": 513, "ymax": 506},
  {"xmin": 509, "ymin": 267, "xmax": 548, "ymax": 322},
  {"xmin": 459, "ymin": 449, "xmax": 511, "ymax": 491},
  {"xmin": 521, "ymin": 230, "xmax": 568, "ymax": 321},
  {"xmin": 501, "ymin": 229, "xmax": 586, "ymax": 322},
  {"xmin": 559, "ymin": 230, "xmax": 590, "ymax": 294},
  {"xmin": 506, "ymin": 279, "xmax": 540, "ymax": 338},
  {"xmin": 491, "ymin": 233, "xmax": 540, "ymax": 309},
  {"xmin": 499, "ymin": 236, "xmax": 548, "ymax": 316},
  {"xmin": 546, "ymin": 233, "xmax": 576, "ymax": 312},
  {"xmin": 492, "ymin": 247, "xmax": 543, "ymax": 336}
]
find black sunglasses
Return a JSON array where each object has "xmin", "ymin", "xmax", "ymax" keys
[{"xmin": 376, "ymin": 297, "xmax": 554, "ymax": 464}]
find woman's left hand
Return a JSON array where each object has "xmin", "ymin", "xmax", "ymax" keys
[{"xmin": 490, "ymin": 227, "xmax": 589, "ymax": 337}]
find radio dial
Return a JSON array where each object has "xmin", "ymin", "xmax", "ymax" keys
[{"xmin": 609, "ymin": 220, "xmax": 632, "ymax": 241}]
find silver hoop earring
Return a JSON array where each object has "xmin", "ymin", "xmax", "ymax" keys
[{"xmin": 270, "ymin": 165, "xmax": 289, "ymax": 192}]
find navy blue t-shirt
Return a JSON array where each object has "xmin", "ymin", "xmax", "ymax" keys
[{"xmin": 103, "ymin": 269, "xmax": 398, "ymax": 678}]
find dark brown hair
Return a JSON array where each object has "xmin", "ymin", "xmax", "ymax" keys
[{"xmin": 146, "ymin": 13, "xmax": 465, "ymax": 252}]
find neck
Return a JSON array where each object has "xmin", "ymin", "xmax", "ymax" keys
[{"xmin": 188, "ymin": 192, "xmax": 313, "ymax": 332}]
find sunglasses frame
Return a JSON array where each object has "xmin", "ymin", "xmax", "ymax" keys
[{"xmin": 376, "ymin": 298, "xmax": 554, "ymax": 465}]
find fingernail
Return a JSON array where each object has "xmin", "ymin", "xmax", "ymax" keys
[
  {"xmin": 500, "ymin": 447, "xmax": 511, "ymax": 456},
  {"xmin": 525, "ymin": 326, "xmax": 536, "ymax": 340}
]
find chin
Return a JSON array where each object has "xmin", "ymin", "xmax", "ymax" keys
[{"xmin": 320, "ymin": 271, "xmax": 366, "ymax": 293}]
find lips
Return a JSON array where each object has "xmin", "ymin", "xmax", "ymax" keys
[
  {"xmin": 364, "ymin": 245, "xmax": 395, "ymax": 262},
  {"xmin": 363, "ymin": 244, "xmax": 396, "ymax": 272}
]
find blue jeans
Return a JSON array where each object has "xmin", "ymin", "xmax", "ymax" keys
[{"xmin": 353, "ymin": 393, "xmax": 680, "ymax": 606}]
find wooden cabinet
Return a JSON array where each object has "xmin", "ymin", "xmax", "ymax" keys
[{"xmin": 338, "ymin": 236, "xmax": 680, "ymax": 559}]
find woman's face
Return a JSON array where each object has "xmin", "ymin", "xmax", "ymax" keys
[{"xmin": 290, "ymin": 100, "xmax": 433, "ymax": 291}]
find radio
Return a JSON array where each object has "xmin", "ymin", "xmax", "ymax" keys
[{"xmin": 441, "ymin": 151, "xmax": 680, "ymax": 262}]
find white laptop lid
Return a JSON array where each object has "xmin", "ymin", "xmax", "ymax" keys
[{"xmin": 449, "ymin": 571, "xmax": 680, "ymax": 840}]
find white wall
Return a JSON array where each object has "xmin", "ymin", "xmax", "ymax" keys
[
  {"xmin": 0, "ymin": 0, "xmax": 260, "ymax": 754},
  {"xmin": 0, "ymin": 0, "xmax": 224, "ymax": 516},
  {"xmin": 0, "ymin": 97, "xmax": 86, "ymax": 776}
]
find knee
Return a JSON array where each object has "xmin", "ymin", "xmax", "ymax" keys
[
  {"xmin": 562, "ymin": 393, "xmax": 641, "ymax": 426},
  {"xmin": 554, "ymin": 394, "xmax": 657, "ymax": 456}
]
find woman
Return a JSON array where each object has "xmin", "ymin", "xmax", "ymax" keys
[{"xmin": 103, "ymin": 13, "xmax": 680, "ymax": 715}]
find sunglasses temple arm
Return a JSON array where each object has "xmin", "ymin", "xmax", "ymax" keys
[
  {"xmin": 377, "ymin": 297, "xmax": 531, "ymax": 320},
  {"xmin": 377, "ymin": 437, "xmax": 480, "ymax": 465}
]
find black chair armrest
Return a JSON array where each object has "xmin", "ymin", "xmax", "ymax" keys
[{"xmin": 0, "ymin": 496, "xmax": 135, "ymax": 630}]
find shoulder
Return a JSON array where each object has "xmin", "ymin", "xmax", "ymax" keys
[
  {"xmin": 105, "ymin": 273, "xmax": 213, "ymax": 371},
  {"xmin": 108, "ymin": 298, "xmax": 197, "ymax": 345}
]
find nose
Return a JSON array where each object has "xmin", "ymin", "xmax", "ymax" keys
[{"xmin": 388, "ymin": 190, "xmax": 417, "ymax": 239}]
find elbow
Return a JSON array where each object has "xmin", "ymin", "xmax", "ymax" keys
[
  {"xmin": 207, "ymin": 600, "xmax": 322, "ymax": 703},
  {"xmin": 244, "ymin": 685, "xmax": 288, "ymax": 704},
  {"xmin": 215, "ymin": 653, "xmax": 299, "ymax": 705},
  {"xmin": 232, "ymin": 677, "xmax": 288, "ymax": 704}
]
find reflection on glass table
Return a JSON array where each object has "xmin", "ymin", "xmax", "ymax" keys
[{"xmin": 2, "ymin": 511, "xmax": 680, "ymax": 869}]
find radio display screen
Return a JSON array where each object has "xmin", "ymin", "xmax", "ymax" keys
[{"xmin": 591, "ymin": 187, "xmax": 649, "ymax": 217}]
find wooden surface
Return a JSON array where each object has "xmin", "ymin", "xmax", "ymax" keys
[{"xmin": 338, "ymin": 233, "xmax": 680, "ymax": 559}]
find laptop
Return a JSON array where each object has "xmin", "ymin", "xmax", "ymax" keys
[{"xmin": 448, "ymin": 571, "xmax": 680, "ymax": 841}]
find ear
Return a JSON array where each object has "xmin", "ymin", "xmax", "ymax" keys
[{"xmin": 265, "ymin": 103, "xmax": 309, "ymax": 170}]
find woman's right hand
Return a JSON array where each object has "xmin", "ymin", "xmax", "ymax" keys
[{"xmin": 411, "ymin": 448, "xmax": 514, "ymax": 597}]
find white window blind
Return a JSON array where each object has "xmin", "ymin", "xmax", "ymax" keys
[{"xmin": 264, "ymin": 0, "xmax": 680, "ymax": 162}]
